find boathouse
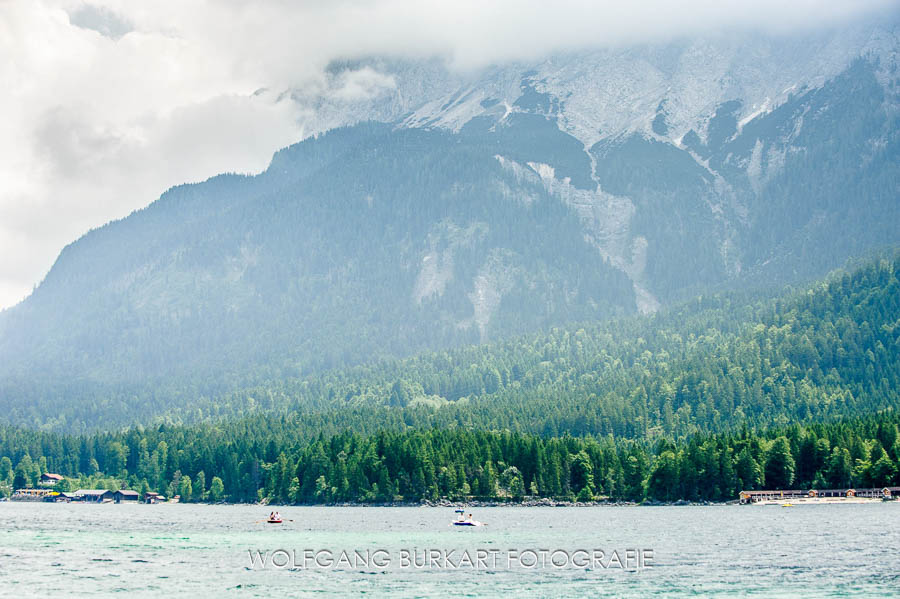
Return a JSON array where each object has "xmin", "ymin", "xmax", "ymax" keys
[
  {"xmin": 144, "ymin": 492, "xmax": 165, "ymax": 504},
  {"xmin": 814, "ymin": 488, "xmax": 877, "ymax": 498},
  {"xmin": 114, "ymin": 490, "xmax": 140, "ymax": 503},
  {"xmin": 45, "ymin": 492, "xmax": 77, "ymax": 502},
  {"xmin": 739, "ymin": 489, "xmax": 806, "ymax": 504},
  {"xmin": 809, "ymin": 489, "xmax": 856, "ymax": 498},
  {"xmin": 74, "ymin": 489, "xmax": 114, "ymax": 502},
  {"xmin": 742, "ymin": 486, "xmax": 900, "ymax": 503}
]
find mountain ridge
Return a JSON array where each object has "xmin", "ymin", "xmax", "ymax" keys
[{"xmin": 1, "ymin": 25, "xmax": 898, "ymax": 425}]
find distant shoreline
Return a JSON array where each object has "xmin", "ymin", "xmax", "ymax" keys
[
  {"xmin": 4, "ymin": 497, "xmax": 731, "ymax": 507},
  {"xmin": 8, "ymin": 497, "xmax": 895, "ymax": 508}
]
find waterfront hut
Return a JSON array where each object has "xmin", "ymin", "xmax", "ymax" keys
[
  {"xmin": 883, "ymin": 487, "xmax": 900, "ymax": 499},
  {"xmin": 74, "ymin": 489, "xmax": 114, "ymax": 502},
  {"xmin": 114, "ymin": 489, "xmax": 140, "ymax": 503},
  {"xmin": 144, "ymin": 492, "xmax": 165, "ymax": 504},
  {"xmin": 45, "ymin": 491, "xmax": 76, "ymax": 502}
]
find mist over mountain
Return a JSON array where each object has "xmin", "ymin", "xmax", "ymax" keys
[{"xmin": 0, "ymin": 22, "xmax": 898, "ymax": 425}]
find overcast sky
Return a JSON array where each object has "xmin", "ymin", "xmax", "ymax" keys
[{"xmin": 1, "ymin": 0, "xmax": 896, "ymax": 310}]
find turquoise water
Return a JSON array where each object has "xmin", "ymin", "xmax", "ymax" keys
[{"xmin": 1, "ymin": 502, "xmax": 898, "ymax": 597}]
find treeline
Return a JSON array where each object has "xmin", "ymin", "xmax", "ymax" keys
[{"xmin": 2, "ymin": 413, "xmax": 898, "ymax": 503}]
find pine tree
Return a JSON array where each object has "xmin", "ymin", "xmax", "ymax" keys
[
  {"xmin": 570, "ymin": 450, "xmax": 595, "ymax": 496},
  {"xmin": 868, "ymin": 451, "xmax": 895, "ymax": 487},
  {"xmin": 825, "ymin": 448, "xmax": 853, "ymax": 488},
  {"xmin": 764, "ymin": 437, "xmax": 795, "ymax": 489},
  {"xmin": 735, "ymin": 447, "xmax": 764, "ymax": 490}
]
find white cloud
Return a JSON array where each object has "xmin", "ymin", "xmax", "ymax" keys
[{"xmin": 0, "ymin": 0, "xmax": 896, "ymax": 309}]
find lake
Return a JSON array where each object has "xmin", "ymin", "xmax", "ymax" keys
[{"xmin": 1, "ymin": 502, "xmax": 898, "ymax": 597}]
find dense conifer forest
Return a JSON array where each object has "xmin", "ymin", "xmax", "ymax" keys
[
  {"xmin": 1, "ymin": 254, "xmax": 898, "ymax": 503},
  {"xmin": 1, "ymin": 413, "xmax": 897, "ymax": 504}
]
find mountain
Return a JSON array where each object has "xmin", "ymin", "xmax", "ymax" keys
[
  {"xmin": 2, "ymin": 255, "xmax": 899, "ymax": 503},
  {"xmin": 0, "ymin": 22, "xmax": 898, "ymax": 425},
  {"xmin": 4, "ymin": 250, "xmax": 899, "ymax": 433}
]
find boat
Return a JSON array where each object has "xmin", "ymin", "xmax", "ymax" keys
[
  {"xmin": 266, "ymin": 519, "xmax": 283, "ymax": 524},
  {"xmin": 782, "ymin": 503, "xmax": 794, "ymax": 507},
  {"xmin": 452, "ymin": 509, "xmax": 485, "ymax": 526}
]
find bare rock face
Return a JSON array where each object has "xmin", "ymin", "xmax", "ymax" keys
[
  {"xmin": 413, "ymin": 221, "xmax": 488, "ymax": 305},
  {"xmin": 462, "ymin": 249, "xmax": 519, "ymax": 342}
]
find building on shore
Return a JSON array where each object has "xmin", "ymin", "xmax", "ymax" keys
[
  {"xmin": 11, "ymin": 488, "xmax": 55, "ymax": 501},
  {"xmin": 44, "ymin": 491, "xmax": 77, "ymax": 502},
  {"xmin": 739, "ymin": 490, "xmax": 807, "ymax": 503},
  {"xmin": 114, "ymin": 490, "xmax": 140, "ymax": 503},
  {"xmin": 144, "ymin": 492, "xmax": 166, "ymax": 504},
  {"xmin": 74, "ymin": 489, "xmax": 115, "ymax": 503},
  {"xmin": 39, "ymin": 473, "xmax": 64, "ymax": 487},
  {"xmin": 741, "ymin": 487, "xmax": 900, "ymax": 504},
  {"xmin": 881, "ymin": 487, "xmax": 900, "ymax": 499}
]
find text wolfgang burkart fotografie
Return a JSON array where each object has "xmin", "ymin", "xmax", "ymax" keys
[{"xmin": 248, "ymin": 547, "xmax": 654, "ymax": 571}]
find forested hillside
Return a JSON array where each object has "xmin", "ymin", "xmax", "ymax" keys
[
  {"xmin": 4, "ymin": 252, "xmax": 897, "ymax": 436},
  {"xmin": 0, "ymin": 48, "xmax": 897, "ymax": 421},
  {"xmin": 0, "ymin": 122, "xmax": 635, "ymax": 412},
  {"xmin": 2, "ymin": 255, "xmax": 899, "ymax": 502},
  {"xmin": 0, "ymin": 255, "xmax": 900, "ymax": 502}
]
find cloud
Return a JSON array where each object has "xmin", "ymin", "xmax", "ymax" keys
[
  {"xmin": 0, "ymin": 0, "xmax": 897, "ymax": 310},
  {"xmin": 68, "ymin": 3, "xmax": 132, "ymax": 39}
]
